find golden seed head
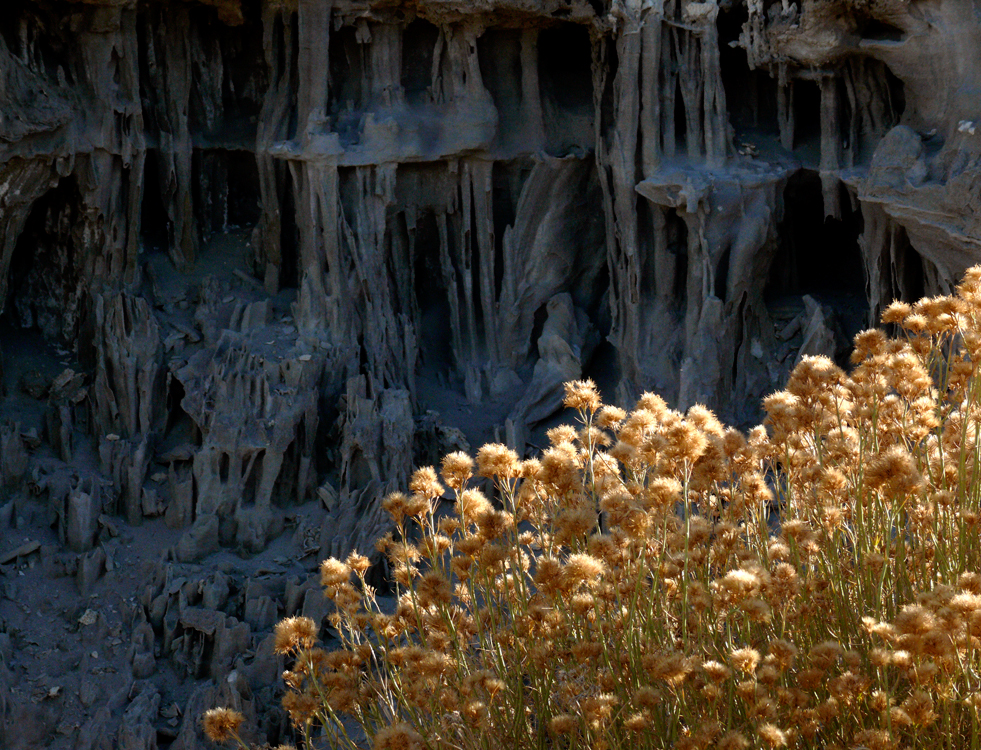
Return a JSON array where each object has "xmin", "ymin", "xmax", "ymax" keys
[
  {"xmin": 563, "ymin": 379, "xmax": 601, "ymax": 412},
  {"xmin": 715, "ymin": 569, "xmax": 761, "ymax": 606},
  {"xmin": 687, "ymin": 404, "xmax": 724, "ymax": 437},
  {"xmin": 632, "ymin": 685, "xmax": 660, "ymax": 709},
  {"xmin": 767, "ymin": 639, "xmax": 798, "ymax": 671},
  {"xmin": 409, "ymin": 466, "xmax": 444, "ymax": 499},
  {"xmin": 563, "ymin": 553, "xmax": 606, "ymax": 584},
  {"xmin": 201, "ymin": 708, "xmax": 245, "ymax": 743},
  {"xmin": 476, "ymin": 443, "xmax": 520, "ymax": 479},
  {"xmin": 548, "ymin": 714, "xmax": 577, "ymax": 735},
  {"xmin": 345, "ymin": 551, "xmax": 371, "ymax": 574},
  {"xmin": 636, "ymin": 392, "xmax": 668, "ymax": 415},
  {"xmin": 903, "ymin": 313, "xmax": 929, "ymax": 332},
  {"xmin": 440, "ymin": 451, "xmax": 474, "ymax": 489},
  {"xmin": 757, "ymin": 723, "xmax": 787, "ymax": 749},
  {"xmin": 882, "ymin": 300, "xmax": 912, "ymax": 325},
  {"xmin": 547, "ymin": 424, "xmax": 579, "ymax": 447},
  {"xmin": 895, "ymin": 604, "xmax": 937, "ymax": 636},
  {"xmin": 274, "ymin": 616, "xmax": 318, "ymax": 654},
  {"xmin": 729, "ymin": 647, "xmax": 760, "ymax": 675},
  {"xmin": 623, "ymin": 711, "xmax": 651, "ymax": 732},
  {"xmin": 416, "ymin": 571, "xmax": 453, "ymax": 607},
  {"xmin": 596, "ymin": 405, "xmax": 627, "ymax": 429},
  {"xmin": 455, "ymin": 488, "xmax": 493, "ymax": 524},
  {"xmin": 808, "ymin": 641, "xmax": 844, "ymax": 670},
  {"xmin": 901, "ymin": 689, "xmax": 938, "ymax": 726},
  {"xmin": 320, "ymin": 558, "xmax": 352, "ymax": 587},
  {"xmin": 382, "ymin": 492, "xmax": 409, "ymax": 525},
  {"xmin": 372, "ymin": 722, "xmax": 424, "ymax": 750},
  {"xmin": 960, "ymin": 572, "xmax": 981, "ymax": 594},
  {"xmin": 702, "ymin": 660, "xmax": 732, "ymax": 682}
]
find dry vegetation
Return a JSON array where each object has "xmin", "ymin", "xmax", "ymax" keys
[{"xmin": 206, "ymin": 266, "xmax": 981, "ymax": 749}]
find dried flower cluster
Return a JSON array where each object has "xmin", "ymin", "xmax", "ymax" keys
[{"xmin": 209, "ymin": 266, "xmax": 981, "ymax": 749}]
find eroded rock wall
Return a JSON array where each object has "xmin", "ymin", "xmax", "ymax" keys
[{"xmin": 1, "ymin": 0, "xmax": 981, "ymax": 747}]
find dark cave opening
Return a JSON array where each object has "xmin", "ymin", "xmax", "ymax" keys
[
  {"xmin": 671, "ymin": 216, "xmax": 689, "ymax": 301},
  {"xmin": 412, "ymin": 210, "xmax": 453, "ymax": 373},
  {"xmin": 581, "ymin": 338, "xmax": 620, "ymax": 409},
  {"xmin": 141, "ymin": 150, "xmax": 170, "ymax": 253},
  {"xmin": 875, "ymin": 220, "xmax": 925, "ymax": 307},
  {"xmin": 328, "ymin": 25, "xmax": 365, "ymax": 143},
  {"xmin": 0, "ymin": 192, "xmax": 84, "ymax": 453},
  {"xmin": 219, "ymin": 0, "xmax": 266, "ymax": 138},
  {"xmin": 491, "ymin": 160, "xmax": 533, "ymax": 295},
  {"xmin": 538, "ymin": 24, "xmax": 592, "ymax": 111},
  {"xmin": 192, "ymin": 150, "xmax": 227, "ymax": 239},
  {"xmin": 0, "ymin": 4, "xmax": 24, "ymax": 57},
  {"xmin": 467, "ymin": 193, "xmax": 490, "ymax": 355},
  {"xmin": 163, "ymin": 377, "xmax": 198, "ymax": 445},
  {"xmin": 279, "ymin": 169, "xmax": 299, "ymax": 290},
  {"xmin": 715, "ymin": 245, "xmax": 732, "ymax": 301},
  {"xmin": 401, "ymin": 19, "xmax": 439, "ymax": 107},
  {"xmin": 894, "ymin": 228, "xmax": 925, "ymax": 303},
  {"xmin": 227, "ymin": 151, "xmax": 261, "ymax": 228},
  {"xmin": 10, "ymin": 1, "xmax": 74, "ymax": 85},
  {"xmin": 857, "ymin": 17, "xmax": 906, "ymax": 43},
  {"xmin": 240, "ymin": 451, "xmax": 262, "ymax": 508},
  {"xmin": 5, "ymin": 177, "xmax": 83, "ymax": 345},
  {"xmin": 791, "ymin": 79, "xmax": 822, "ymax": 152},
  {"xmin": 538, "ymin": 23, "xmax": 594, "ymax": 155},
  {"xmin": 274, "ymin": 426, "xmax": 305, "ymax": 507},
  {"xmin": 768, "ymin": 171, "xmax": 865, "ymax": 298},
  {"xmin": 674, "ymin": 79, "xmax": 689, "ymax": 154},
  {"xmin": 718, "ymin": 4, "xmax": 779, "ymax": 139},
  {"xmin": 529, "ymin": 301, "xmax": 550, "ymax": 359},
  {"xmin": 0, "ymin": 178, "xmax": 85, "ymax": 412},
  {"xmin": 766, "ymin": 170, "xmax": 868, "ymax": 345},
  {"xmin": 477, "ymin": 29, "xmax": 524, "ymax": 145},
  {"xmin": 648, "ymin": 207, "xmax": 691, "ymax": 302}
]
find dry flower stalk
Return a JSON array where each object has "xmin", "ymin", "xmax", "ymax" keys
[{"xmin": 209, "ymin": 265, "xmax": 981, "ymax": 749}]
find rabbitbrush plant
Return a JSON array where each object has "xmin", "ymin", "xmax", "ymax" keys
[{"xmin": 208, "ymin": 266, "xmax": 981, "ymax": 750}]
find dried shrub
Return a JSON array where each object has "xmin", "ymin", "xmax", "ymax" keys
[{"xmin": 210, "ymin": 266, "xmax": 981, "ymax": 749}]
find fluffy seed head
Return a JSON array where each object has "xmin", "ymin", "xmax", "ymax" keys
[
  {"xmin": 757, "ymin": 724, "xmax": 787, "ymax": 748},
  {"xmin": 549, "ymin": 714, "xmax": 577, "ymax": 735},
  {"xmin": 321, "ymin": 558, "xmax": 352, "ymax": 587},
  {"xmin": 730, "ymin": 647, "xmax": 761, "ymax": 675},
  {"xmin": 564, "ymin": 553, "xmax": 606, "ymax": 586},
  {"xmin": 372, "ymin": 723, "xmax": 423, "ymax": 750},
  {"xmin": 201, "ymin": 708, "xmax": 245, "ymax": 742},
  {"xmin": 409, "ymin": 466, "xmax": 443, "ymax": 498},
  {"xmin": 274, "ymin": 616, "xmax": 318, "ymax": 654},
  {"xmin": 456, "ymin": 489, "xmax": 493, "ymax": 524},
  {"xmin": 476, "ymin": 443, "xmax": 520, "ymax": 479},
  {"xmin": 564, "ymin": 379, "xmax": 601, "ymax": 412},
  {"xmin": 440, "ymin": 451, "xmax": 474, "ymax": 489}
]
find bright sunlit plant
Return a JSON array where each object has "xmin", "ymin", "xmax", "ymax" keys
[{"xmin": 207, "ymin": 266, "xmax": 981, "ymax": 750}]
